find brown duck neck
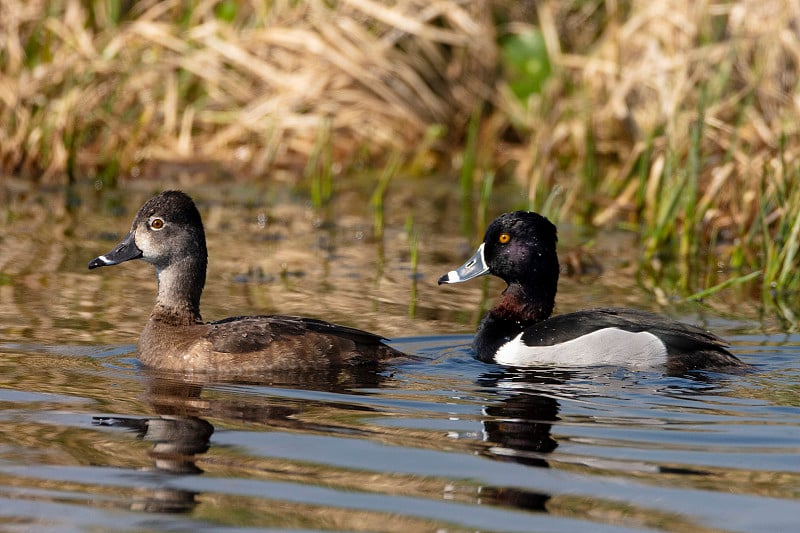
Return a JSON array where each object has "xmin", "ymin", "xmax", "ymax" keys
[
  {"xmin": 152, "ymin": 256, "xmax": 206, "ymax": 326},
  {"xmin": 490, "ymin": 282, "xmax": 555, "ymax": 326}
]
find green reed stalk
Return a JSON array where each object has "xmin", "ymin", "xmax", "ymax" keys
[
  {"xmin": 476, "ymin": 170, "xmax": 495, "ymax": 237},
  {"xmin": 758, "ymin": 189, "xmax": 780, "ymax": 289},
  {"xmin": 371, "ymin": 151, "xmax": 402, "ymax": 241},
  {"xmin": 775, "ymin": 168, "xmax": 800, "ymax": 289},
  {"xmin": 758, "ymin": 153, "xmax": 790, "ymax": 290},
  {"xmin": 777, "ymin": 206, "xmax": 800, "ymax": 289},
  {"xmin": 408, "ymin": 232, "xmax": 420, "ymax": 318},
  {"xmin": 406, "ymin": 214, "xmax": 420, "ymax": 318},
  {"xmin": 579, "ymin": 113, "xmax": 598, "ymax": 224},
  {"xmin": 539, "ymin": 185, "xmax": 565, "ymax": 223},
  {"xmin": 643, "ymin": 150, "xmax": 684, "ymax": 261},
  {"xmin": 460, "ymin": 103, "xmax": 483, "ymax": 235},
  {"xmin": 305, "ymin": 119, "xmax": 333, "ymax": 209},
  {"xmin": 685, "ymin": 270, "xmax": 762, "ymax": 301},
  {"xmin": 680, "ymin": 103, "xmax": 703, "ymax": 267}
]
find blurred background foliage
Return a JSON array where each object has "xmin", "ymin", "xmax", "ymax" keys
[{"xmin": 3, "ymin": 0, "xmax": 800, "ymax": 298}]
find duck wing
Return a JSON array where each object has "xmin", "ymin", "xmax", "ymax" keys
[
  {"xmin": 521, "ymin": 307, "xmax": 727, "ymax": 352},
  {"xmin": 205, "ymin": 315, "xmax": 403, "ymax": 362},
  {"xmin": 520, "ymin": 307, "xmax": 744, "ymax": 371}
]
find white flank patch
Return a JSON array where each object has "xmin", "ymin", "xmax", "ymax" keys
[{"xmin": 494, "ymin": 327, "xmax": 668, "ymax": 368}]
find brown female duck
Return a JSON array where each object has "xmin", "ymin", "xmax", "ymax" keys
[{"xmin": 89, "ymin": 191, "xmax": 402, "ymax": 374}]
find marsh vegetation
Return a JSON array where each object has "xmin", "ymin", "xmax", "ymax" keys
[{"xmin": 3, "ymin": 0, "xmax": 800, "ymax": 311}]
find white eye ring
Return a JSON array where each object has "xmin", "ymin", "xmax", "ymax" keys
[{"xmin": 149, "ymin": 217, "xmax": 165, "ymax": 230}]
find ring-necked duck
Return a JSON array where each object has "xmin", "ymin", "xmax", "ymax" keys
[
  {"xmin": 438, "ymin": 211, "xmax": 747, "ymax": 374},
  {"xmin": 89, "ymin": 191, "xmax": 403, "ymax": 374}
]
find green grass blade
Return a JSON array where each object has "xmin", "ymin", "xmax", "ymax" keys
[{"xmin": 685, "ymin": 270, "xmax": 762, "ymax": 301}]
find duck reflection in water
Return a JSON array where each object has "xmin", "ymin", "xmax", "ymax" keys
[
  {"xmin": 470, "ymin": 365, "xmax": 720, "ymax": 514},
  {"xmin": 93, "ymin": 386, "xmax": 211, "ymax": 514},
  {"xmin": 478, "ymin": 368, "xmax": 565, "ymax": 468},
  {"xmin": 466, "ymin": 367, "xmax": 570, "ymax": 513},
  {"xmin": 92, "ymin": 362, "xmax": 392, "ymax": 514}
]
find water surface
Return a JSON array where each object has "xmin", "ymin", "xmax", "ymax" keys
[{"xmin": 0, "ymin": 183, "xmax": 798, "ymax": 532}]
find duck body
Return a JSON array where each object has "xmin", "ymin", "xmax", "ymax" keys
[
  {"xmin": 137, "ymin": 314, "xmax": 400, "ymax": 374},
  {"xmin": 89, "ymin": 191, "xmax": 402, "ymax": 374},
  {"xmin": 439, "ymin": 211, "xmax": 747, "ymax": 374},
  {"xmin": 475, "ymin": 306, "xmax": 741, "ymax": 374}
]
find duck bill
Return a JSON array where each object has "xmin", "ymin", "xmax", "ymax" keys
[
  {"xmin": 438, "ymin": 243, "xmax": 490, "ymax": 285},
  {"xmin": 88, "ymin": 232, "xmax": 143, "ymax": 270}
]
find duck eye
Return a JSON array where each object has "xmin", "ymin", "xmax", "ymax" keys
[
  {"xmin": 498, "ymin": 233, "xmax": 510, "ymax": 244},
  {"xmin": 149, "ymin": 218, "xmax": 165, "ymax": 230}
]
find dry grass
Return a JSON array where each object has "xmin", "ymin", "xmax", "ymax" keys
[
  {"xmin": 496, "ymin": 0, "xmax": 800, "ymax": 229},
  {"xmin": 0, "ymin": 0, "xmax": 495, "ymax": 182}
]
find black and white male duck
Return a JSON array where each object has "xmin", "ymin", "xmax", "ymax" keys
[
  {"xmin": 89, "ymin": 191, "xmax": 403, "ymax": 374},
  {"xmin": 438, "ymin": 211, "xmax": 747, "ymax": 374}
]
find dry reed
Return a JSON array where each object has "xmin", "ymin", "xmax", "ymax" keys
[{"xmin": 0, "ymin": 0, "xmax": 495, "ymax": 182}]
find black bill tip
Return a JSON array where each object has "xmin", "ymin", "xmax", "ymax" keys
[
  {"xmin": 88, "ymin": 232, "xmax": 143, "ymax": 270},
  {"xmin": 88, "ymin": 256, "xmax": 111, "ymax": 270}
]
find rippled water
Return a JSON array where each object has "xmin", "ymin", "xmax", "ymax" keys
[{"xmin": 1, "ymin": 183, "xmax": 799, "ymax": 532}]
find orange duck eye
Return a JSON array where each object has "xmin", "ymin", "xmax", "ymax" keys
[
  {"xmin": 150, "ymin": 218, "xmax": 165, "ymax": 230},
  {"xmin": 498, "ymin": 233, "xmax": 510, "ymax": 244}
]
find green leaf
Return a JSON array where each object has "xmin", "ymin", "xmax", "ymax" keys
[{"xmin": 500, "ymin": 29, "xmax": 551, "ymax": 102}]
